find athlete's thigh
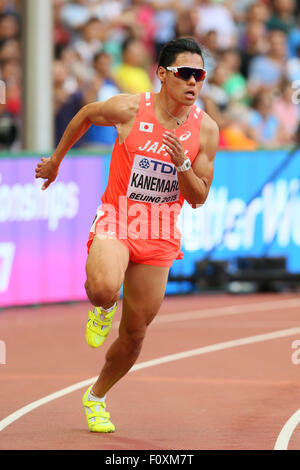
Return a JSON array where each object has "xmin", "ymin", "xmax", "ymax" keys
[
  {"xmin": 121, "ymin": 262, "xmax": 170, "ymax": 330},
  {"xmin": 86, "ymin": 235, "xmax": 130, "ymax": 290}
]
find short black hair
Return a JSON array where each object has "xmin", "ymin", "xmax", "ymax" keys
[{"xmin": 157, "ymin": 37, "xmax": 204, "ymax": 69}]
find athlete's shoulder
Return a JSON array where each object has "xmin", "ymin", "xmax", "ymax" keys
[
  {"xmin": 110, "ymin": 93, "xmax": 141, "ymax": 112},
  {"xmin": 112, "ymin": 93, "xmax": 143, "ymax": 125},
  {"xmin": 87, "ymin": 93, "xmax": 141, "ymax": 127},
  {"xmin": 196, "ymin": 111, "xmax": 220, "ymax": 159},
  {"xmin": 199, "ymin": 110, "xmax": 219, "ymax": 138}
]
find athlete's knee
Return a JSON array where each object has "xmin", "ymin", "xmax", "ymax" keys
[
  {"xmin": 119, "ymin": 323, "xmax": 147, "ymax": 353},
  {"xmin": 85, "ymin": 278, "xmax": 120, "ymax": 307}
]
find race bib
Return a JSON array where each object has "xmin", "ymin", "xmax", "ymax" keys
[{"xmin": 126, "ymin": 154, "xmax": 180, "ymax": 204}]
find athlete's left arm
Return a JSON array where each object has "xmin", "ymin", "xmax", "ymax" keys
[{"xmin": 164, "ymin": 113, "xmax": 219, "ymax": 206}]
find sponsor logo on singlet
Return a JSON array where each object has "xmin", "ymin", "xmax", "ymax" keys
[
  {"xmin": 127, "ymin": 154, "xmax": 180, "ymax": 204},
  {"xmin": 179, "ymin": 131, "xmax": 191, "ymax": 141}
]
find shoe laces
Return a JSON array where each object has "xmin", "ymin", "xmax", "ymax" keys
[
  {"xmin": 85, "ymin": 400, "xmax": 110, "ymax": 423},
  {"xmin": 90, "ymin": 308, "xmax": 115, "ymax": 331}
]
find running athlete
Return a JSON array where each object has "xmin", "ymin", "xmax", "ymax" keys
[{"xmin": 35, "ymin": 37, "xmax": 219, "ymax": 433}]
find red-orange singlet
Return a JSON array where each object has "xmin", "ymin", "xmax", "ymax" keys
[{"xmin": 88, "ymin": 91, "xmax": 204, "ymax": 267}]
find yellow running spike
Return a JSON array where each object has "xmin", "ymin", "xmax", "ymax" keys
[{"xmin": 85, "ymin": 303, "xmax": 118, "ymax": 348}]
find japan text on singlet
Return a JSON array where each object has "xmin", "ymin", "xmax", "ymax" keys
[{"xmin": 101, "ymin": 92, "xmax": 204, "ymax": 240}]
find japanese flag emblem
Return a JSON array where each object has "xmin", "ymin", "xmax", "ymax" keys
[{"xmin": 139, "ymin": 122, "xmax": 153, "ymax": 133}]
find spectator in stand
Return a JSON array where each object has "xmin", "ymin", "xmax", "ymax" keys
[
  {"xmin": 0, "ymin": 102, "xmax": 17, "ymax": 149},
  {"xmin": 0, "ymin": 37, "xmax": 20, "ymax": 62},
  {"xmin": 60, "ymin": 0, "xmax": 93, "ymax": 29},
  {"xmin": 93, "ymin": 0, "xmax": 123, "ymax": 23},
  {"xmin": 248, "ymin": 29, "xmax": 288, "ymax": 95},
  {"xmin": 194, "ymin": 0, "xmax": 238, "ymax": 49},
  {"xmin": 248, "ymin": 90, "xmax": 286, "ymax": 148},
  {"xmin": 57, "ymin": 44, "xmax": 89, "ymax": 93},
  {"xmin": 53, "ymin": 59, "xmax": 87, "ymax": 147},
  {"xmin": 0, "ymin": 56, "xmax": 20, "ymax": 149},
  {"xmin": 89, "ymin": 51, "xmax": 120, "ymax": 103},
  {"xmin": 149, "ymin": 0, "xmax": 178, "ymax": 60},
  {"xmin": 119, "ymin": 0, "xmax": 156, "ymax": 58},
  {"xmin": 202, "ymin": 61, "xmax": 231, "ymax": 113},
  {"xmin": 219, "ymin": 103, "xmax": 258, "ymax": 150},
  {"xmin": 288, "ymin": 11, "xmax": 300, "ymax": 56},
  {"xmin": 201, "ymin": 61, "xmax": 231, "ymax": 131},
  {"xmin": 0, "ymin": 11, "xmax": 20, "ymax": 48},
  {"xmin": 84, "ymin": 51, "xmax": 120, "ymax": 147},
  {"xmin": 225, "ymin": 0, "xmax": 259, "ymax": 24},
  {"xmin": 197, "ymin": 29, "xmax": 219, "ymax": 80},
  {"xmin": 220, "ymin": 48, "xmax": 248, "ymax": 104},
  {"xmin": 112, "ymin": 36, "xmax": 153, "ymax": 94},
  {"xmin": 246, "ymin": 1, "xmax": 271, "ymax": 24},
  {"xmin": 0, "ymin": 4, "xmax": 21, "ymax": 149},
  {"xmin": 0, "ymin": 0, "xmax": 20, "ymax": 14},
  {"xmin": 59, "ymin": 0, "xmax": 123, "ymax": 30},
  {"xmin": 239, "ymin": 19, "xmax": 269, "ymax": 78},
  {"xmin": 0, "ymin": 58, "xmax": 21, "ymax": 120},
  {"xmin": 201, "ymin": 29, "xmax": 219, "ymax": 57},
  {"xmin": 267, "ymin": 0, "xmax": 296, "ymax": 34},
  {"xmin": 175, "ymin": 4, "xmax": 196, "ymax": 39},
  {"xmin": 59, "ymin": 1, "xmax": 123, "ymax": 65},
  {"xmin": 272, "ymin": 78, "xmax": 299, "ymax": 142},
  {"xmin": 53, "ymin": 0, "xmax": 72, "ymax": 48},
  {"xmin": 73, "ymin": 17, "xmax": 108, "ymax": 65},
  {"xmin": 287, "ymin": 43, "xmax": 300, "ymax": 79}
]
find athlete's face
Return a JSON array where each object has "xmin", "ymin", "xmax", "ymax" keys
[{"xmin": 159, "ymin": 52, "xmax": 205, "ymax": 105}]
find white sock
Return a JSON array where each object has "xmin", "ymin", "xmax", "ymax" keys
[
  {"xmin": 100, "ymin": 302, "xmax": 117, "ymax": 313},
  {"xmin": 93, "ymin": 303, "xmax": 117, "ymax": 330},
  {"xmin": 88, "ymin": 389, "xmax": 106, "ymax": 403},
  {"xmin": 86, "ymin": 389, "xmax": 107, "ymax": 423}
]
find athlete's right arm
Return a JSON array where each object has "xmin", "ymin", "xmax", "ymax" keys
[{"xmin": 35, "ymin": 94, "xmax": 135, "ymax": 190}]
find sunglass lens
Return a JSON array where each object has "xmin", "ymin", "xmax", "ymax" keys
[{"xmin": 177, "ymin": 68, "xmax": 205, "ymax": 81}]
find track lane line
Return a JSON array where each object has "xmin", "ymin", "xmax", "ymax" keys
[
  {"xmin": 274, "ymin": 409, "xmax": 300, "ymax": 450},
  {"xmin": 112, "ymin": 297, "xmax": 300, "ymax": 328},
  {"xmin": 1, "ymin": 325, "xmax": 300, "ymax": 438}
]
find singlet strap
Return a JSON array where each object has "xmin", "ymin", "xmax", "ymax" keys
[
  {"xmin": 190, "ymin": 105, "xmax": 204, "ymax": 130},
  {"xmin": 135, "ymin": 91, "xmax": 152, "ymax": 120},
  {"xmin": 144, "ymin": 91, "xmax": 152, "ymax": 107}
]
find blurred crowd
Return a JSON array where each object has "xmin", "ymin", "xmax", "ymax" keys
[{"xmin": 1, "ymin": 0, "xmax": 300, "ymax": 151}]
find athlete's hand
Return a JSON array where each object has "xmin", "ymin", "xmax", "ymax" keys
[
  {"xmin": 162, "ymin": 131, "xmax": 186, "ymax": 168},
  {"xmin": 35, "ymin": 157, "xmax": 59, "ymax": 190}
]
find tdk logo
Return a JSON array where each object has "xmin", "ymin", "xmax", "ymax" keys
[
  {"xmin": 139, "ymin": 158, "xmax": 150, "ymax": 169},
  {"xmin": 138, "ymin": 158, "xmax": 176, "ymax": 175}
]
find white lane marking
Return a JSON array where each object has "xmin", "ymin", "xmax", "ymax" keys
[
  {"xmin": 1, "ymin": 326, "xmax": 300, "ymax": 434},
  {"xmin": 112, "ymin": 297, "xmax": 300, "ymax": 328},
  {"xmin": 0, "ymin": 378, "xmax": 94, "ymax": 432},
  {"xmin": 274, "ymin": 409, "xmax": 300, "ymax": 450}
]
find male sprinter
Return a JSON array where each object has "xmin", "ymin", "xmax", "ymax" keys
[{"xmin": 35, "ymin": 37, "xmax": 219, "ymax": 432}]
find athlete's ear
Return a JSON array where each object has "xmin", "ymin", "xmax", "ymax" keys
[{"xmin": 157, "ymin": 66, "xmax": 167, "ymax": 84}]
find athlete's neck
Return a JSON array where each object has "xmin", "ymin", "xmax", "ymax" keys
[{"xmin": 155, "ymin": 90, "xmax": 191, "ymax": 127}]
